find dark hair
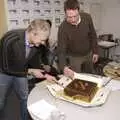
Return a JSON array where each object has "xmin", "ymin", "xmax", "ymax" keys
[
  {"xmin": 64, "ymin": 0, "xmax": 80, "ymax": 12},
  {"xmin": 46, "ymin": 19, "xmax": 52, "ymax": 28},
  {"xmin": 45, "ymin": 19, "xmax": 52, "ymax": 47}
]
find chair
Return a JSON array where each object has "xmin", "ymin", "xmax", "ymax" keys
[{"xmin": 98, "ymin": 34, "xmax": 116, "ymax": 59}]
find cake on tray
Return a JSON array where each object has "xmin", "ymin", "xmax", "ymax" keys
[{"xmin": 64, "ymin": 79, "xmax": 98, "ymax": 102}]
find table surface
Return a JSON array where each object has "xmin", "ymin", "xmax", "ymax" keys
[
  {"xmin": 27, "ymin": 80, "xmax": 120, "ymax": 120},
  {"xmin": 98, "ymin": 41, "xmax": 116, "ymax": 48}
]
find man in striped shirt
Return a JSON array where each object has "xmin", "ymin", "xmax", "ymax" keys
[{"xmin": 0, "ymin": 19, "xmax": 55, "ymax": 120}]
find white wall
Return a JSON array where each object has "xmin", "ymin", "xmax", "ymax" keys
[
  {"xmin": 100, "ymin": 0, "xmax": 120, "ymax": 39},
  {"xmin": 97, "ymin": 0, "xmax": 120, "ymax": 59}
]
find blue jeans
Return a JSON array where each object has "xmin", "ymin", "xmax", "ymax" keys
[{"xmin": 0, "ymin": 72, "xmax": 28, "ymax": 120}]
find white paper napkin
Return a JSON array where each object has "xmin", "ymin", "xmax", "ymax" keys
[{"xmin": 28, "ymin": 99, "xmax": 65, "ymax": 120}]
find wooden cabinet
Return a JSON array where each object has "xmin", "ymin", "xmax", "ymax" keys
[{"xmin": 0, "ymin": 0, "xmax": 8, "ymax": 38}]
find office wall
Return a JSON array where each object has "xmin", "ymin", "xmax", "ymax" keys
[
  {"xmin": 0, "ymin": 0, "xmax": 102, "ymax": 44},
  {"xmin": 97, "ymin": 0, "xmax": 120, "ymax": 59},
  {"xmin": 100, "ymin": 0, "xmax": 120, "ymax": 38},
  {"xmin": 1, "ymin": 0, "xmax": 66, "ymax": 47}
]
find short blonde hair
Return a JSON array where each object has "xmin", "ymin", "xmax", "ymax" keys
[{"xmin": 27, "ymin": 19, "xmax": 50, "ymax": 32}]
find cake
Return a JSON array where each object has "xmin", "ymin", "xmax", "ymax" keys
[{"xmin": 64, "ymin": 79, "xmax": 98, "ymax": 102}]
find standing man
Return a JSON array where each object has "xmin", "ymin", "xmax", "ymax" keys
[
  {"xmin": 0, "ymin": 19, "xmax": 55, "ymax": 120},
  {"xmin": 57, "ymin": 0, "xmax": 99, "ymax": 77}
]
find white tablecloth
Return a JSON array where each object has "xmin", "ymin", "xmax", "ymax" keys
[{"xmin": 27, "ymin": 80, "xmax": 120, "ymax": 120}]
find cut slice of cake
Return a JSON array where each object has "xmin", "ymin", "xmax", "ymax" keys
[{"xmin": 64, "ymin": 79, "xmax": 98, "ymax": 102}]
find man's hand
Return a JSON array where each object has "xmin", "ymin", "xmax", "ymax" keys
[
  {"xmin": 44, "ymin": 74, "xmax": 56, "ymax": 81},
  {"xmin": 64, "ymin": 66, "xmax": 74, "ymax": 79},
  {"xmin": 28, "ymin": 68, "xmax": 45, "ymax": 79},
  {"xmin": 92, "ymin": 54, "xmax": 99, "ymax": 64}
]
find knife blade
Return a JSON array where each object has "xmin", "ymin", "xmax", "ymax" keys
[{"xmin": 52, "ymin": 78, "xmax": 65, "ymax": 88}]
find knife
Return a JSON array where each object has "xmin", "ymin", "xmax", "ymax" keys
[{"xmin": 52, "ymin": 78, "xmax": 65, "ymax": 88}]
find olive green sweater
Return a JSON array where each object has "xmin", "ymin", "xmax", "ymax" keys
[{"xmin": 57, "ymin": 12, "xmax": 98, "ymax": 70}]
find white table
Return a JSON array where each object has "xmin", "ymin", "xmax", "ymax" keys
[{"xmin": 27, "ymin": 81, "xmax": 120, "ymax": 120}]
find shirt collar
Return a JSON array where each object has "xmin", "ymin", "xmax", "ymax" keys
[
  {"xmin": 25, "ymin": 32, "xmax": 34, "ymax": 47},
  {"xmin": 76, "ymin": 15, "xmax": 81, "ymax": 25}
]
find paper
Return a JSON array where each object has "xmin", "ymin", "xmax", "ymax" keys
[
  {"xmin": 28, "ymin": 99, "xmax": 65, "ymax": 120},
  {"xmin": 28, "ymin": 99, "xmax": 56, "ymax": 120},
  {"xmin": 73, "ymin": 72, "xmax": 105, "ymax": 87},
  {"xmin": 108, "ymin": 61, "xmax": 120, "ymax": 69},
  {"xmin": 57, "ymin": 76, "xmax": 72, "ymax": 88}
]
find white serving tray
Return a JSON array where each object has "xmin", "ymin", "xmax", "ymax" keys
[{"xmin": 47, "ymin": 83, "xmax": 111, "ymax": 107}]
